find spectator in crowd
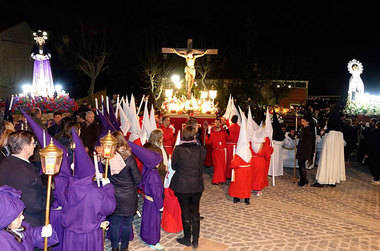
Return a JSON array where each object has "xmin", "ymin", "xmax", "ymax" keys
[
  {"xmin": 47, "ymin": 112, "xmax": 63, "ymax": 137},
  {"xmin": 342, "ymin": 118, "xmax": 357, "ymax": 167},
  {"xmin": 171, "ymin": 126, "xmax": 206, "ymax": 249},
  {"xmin": 366, "ymin": 121, "xmax": 380, "ymax": 185},
  {"xmin": 108, "ymin": 131, "xmax": 141, "ymax": 251},
  {"xmin": 296, "ymin": 114, "xmax": 316, "ymax": 186},
  {"xmin": 0, "ymin": 131, "xmax": 46, "ymax": 226},
  {"xmin": 80, "ymin": 111, "xmax": 101, "ymax": 154}
]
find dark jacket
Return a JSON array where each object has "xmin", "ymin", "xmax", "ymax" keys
[
  {"xmin": 109, "ymin": 155, "xmax": 141, "ymax": 216},
  {"xmin": 0, "ymin": 155, "xmax": 46, "ymax": 226},
  {"xmin": 80, "ymin": 121, "xmax": 101, "ymax": 154},
  {"xmin": 296, "ymin": 126, "xmax": 315, "ymax": 161},
  {"xmin": 170, "ymin": 143, "xmax": 206, "ymax": 194}
]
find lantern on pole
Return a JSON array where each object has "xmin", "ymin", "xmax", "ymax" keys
[
  {"xmin": 40, "ymin": 139, "xmax": 63, "ymax": 251},
  {"xmin": 99, "ymin": 130, "xmax": 118, "ymax": 179}
]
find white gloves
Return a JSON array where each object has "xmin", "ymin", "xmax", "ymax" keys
[
  {"xmin": 101, "ymin": 178, "xmax": 110, "ymax": 186},
  {"xmin": 41, "ymin": 224, "xmax": 52, "ymax": 238}
]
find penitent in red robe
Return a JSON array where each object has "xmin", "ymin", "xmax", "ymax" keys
[
  {"xmin": 206, "ymin": 128, "xmax": 228, "ymax": 184},
  {"xmin": 251, "ymin": 137, "xmax": 273, "ymax": 191},
  {"xmin": 161, "ymin": 125, "xmax": 175, "ymax": 156},
  {"xmin": 226, "ymin": 123, "xmax": 240, "ymax": 179},
  {"xmin": 228, "ymin": 154, "xmax": 252, "ymax": 199}
]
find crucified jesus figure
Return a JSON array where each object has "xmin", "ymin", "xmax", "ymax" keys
[{"xmin": 172, "ymin": 49, "xmax": 209, "ymax": 98}]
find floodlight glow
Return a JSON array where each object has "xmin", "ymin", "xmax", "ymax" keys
[
  {"xmin": 174, "ymin": 81, "xmax": 182, "ymax": 89},
  {"xmin": 22, "ymin": 84, "xmax": 32, "ymax": 94},
  {"xmin": 171, "ymin": 75, "xmax": 180, "ymax": 83},
  {"xmin": 55, "ymin": 84, "xmax": 63, "ymax": 93}
]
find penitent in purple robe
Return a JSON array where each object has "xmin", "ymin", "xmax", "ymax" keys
[
  {"xmin": 61, "ymin": 176, "xmax": 116, "ymax": 251},
  {"xmin": 0, "ymin": 222, "xmax": 59, "ymax": 251},
  {"xmin": 128, "ymin": 142, "xmax": 163, "ymax": 245}
]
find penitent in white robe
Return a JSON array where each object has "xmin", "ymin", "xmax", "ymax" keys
[
  {"xmin": 268, "ymin": 140, "xmax": 284, "ymax": 176},
  {"xmin": 316, "ymin": 130, "xmax": 345, "ymax": 185}
]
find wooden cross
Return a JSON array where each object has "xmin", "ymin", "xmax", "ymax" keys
[{"xmin": 162, "ymin": 38, "xmax": 218, "ymax": 55}]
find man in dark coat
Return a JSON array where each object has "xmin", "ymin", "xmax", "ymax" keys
[
  {"xmin": 171, "ymin": 126, "xmax": 206, "ymax": 249},
  {"xmin": 296, "ymin": 114, "xmax": 316, "ymax": 186},
  {"xmin": 80, "ymin": 111, "xmax": 101, "ymax": 154},
  {"xmin": 0, "ymin": 131, "xmax": 46, "ymax": 226},
  {"xmin": 366, "ymin": 121, "xmax": 380, "ymax": 185},
  {"xmin": 47, "ymin": 112, "xmax": 63, "ymax": 137}
]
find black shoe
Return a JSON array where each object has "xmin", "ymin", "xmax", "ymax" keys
[
  {"xmin": 177, "ymin": 237, "xmax": 191, "ymax": 247},
  {"xmin": 192, "ymin": 240, "xmax": 199, "ymax": 249},
  {"xmin": 298, "ymin": 181, "xmax": 305, "ymax": 187},
  {"xmin": 311, "ymin": 182, "xmax": 324, "ymax": 187},
  {"xmin": 233, "ymin": 197, "xmax": 240, "ymax": 203},
  {"xmin": 112, "ymin": 248, "xmax": 119, "ymax": 251},
  {"xmin": 244, "ymin": 198, "xmax": 250, "ymax": 205},
  {"xmin": 328, "ymin": 184, "xmax": 336, "ymax": 187}
]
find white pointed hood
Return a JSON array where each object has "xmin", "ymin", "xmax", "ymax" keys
[
  {"xmin": 236, "ymin": 107, "xmax": 252, "ymax": 163},
  {"xmin": 150, "ymin": 104, "xmax": 157, "ymax": 131},
  {"xmin": 264, "ymin": 107, "xmax": 273, "ymax": 141},
  {"xmin": 230, "ymin": 98, "xmax": 241, "ymax": 124},
  {"xmin": 141, "ymin": 100, "xmax": 151, "ymax": 145},
  {"xmin": 127, "ymin": 94, "xmax": 141, "ymax": 142},
  {"xmin": 223, "ymin": 94, "xmax": 232, "ymax": 119},
  {"xmin": 117, "ymin": 102, "xmax": 130, "ymax": 136},
  {"xmin": 247, "ymin": 106, "xmax": 259, "ymax": 141}
]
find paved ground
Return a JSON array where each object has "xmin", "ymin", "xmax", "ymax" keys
[{"xmin": 107, "ymin": 160, "xmax": 380, "ymax": 251}]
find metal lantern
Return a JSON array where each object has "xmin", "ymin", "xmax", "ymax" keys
[
  {"xmin": 100, "ymin": 130, "xmax": 118, "ymax": 178},
  {"xmin": 39, "ymin": 138, "xmax": 63, "ymax": 251},
  {"xmin": 40, "ymin": 139, "xmax": 63, "ymax": 175},
  {"xmin": 100, "ymin": 130, "xmax": 118, "ymax": 159}
]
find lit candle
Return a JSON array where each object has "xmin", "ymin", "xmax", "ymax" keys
[
  {"xmin": 93, "ymin": 152, "xmax": 100, "ymax": 187},
  {"xmin": 106, "ymin": 96, "xmax": 110, "ymax": 114},
  {"xmin": 9, "ymin": 95, "xmax": 14, "ymax": 111},
  {"xmin": 43, "ymin": 130, "xmax": 46, "ymax": 148},
  {"xmin": 95, "ymin": 98, "xmax": 99, "ymax": 113},
  {"xmin": 101, "ymin": 95, "xmax": 104, "ymax": 114},
  {"xmin": 115, "ymin": 94, "xmax": 120, "ymax": 119}
]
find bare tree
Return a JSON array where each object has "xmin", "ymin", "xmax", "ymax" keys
[{"xmin": 56, "ymin": 20, "xmax": 108, "ymax": 106}]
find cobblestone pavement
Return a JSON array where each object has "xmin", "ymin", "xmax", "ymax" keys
[{"xmin": 106, "ymin": 161, "xmax": 380, "ymax": 251}]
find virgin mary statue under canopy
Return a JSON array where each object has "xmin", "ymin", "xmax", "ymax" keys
[
  {"xmin": 31, "ymin": 30, "xmax": 55, "ymax": 97},
  {"xmin": 347, "ymin": 59, "xmax": 364, "ymax": 101}
]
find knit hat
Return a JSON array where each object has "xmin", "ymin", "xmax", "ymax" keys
[{"xmin": 0, "ymin": 186, "xmax": 25, "ymax": 229}]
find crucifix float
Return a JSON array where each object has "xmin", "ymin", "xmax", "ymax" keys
[{"xmin": 162, "ymin": 39, "xmax": 218, "ymax": 98}]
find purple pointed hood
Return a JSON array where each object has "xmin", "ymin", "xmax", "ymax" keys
[
  {"xmin": 21, "ymin": 110, "xmax": 71, "ymax": 178},
  {"xmin": 108, "ymin": 98, "xmax": 121, "ymax": 131},
  {"xmin": 0, "ymin": 185, "xmax": 25, "ymax": 229},
  {"xmin": 127, "ymin": 141, "xmax": 162, "ymax": 188},
  {"xmin": 72, "ymin": 127, "xmax": 95, "ymax": 179}
]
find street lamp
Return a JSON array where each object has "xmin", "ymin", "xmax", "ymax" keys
[
  {"xmin": 40, "ymin": 139, "xmax": 63, "ymax": 251},
  {"xmin": 99, "ymin": 130, "xmax": 118, "ymax": 179}
]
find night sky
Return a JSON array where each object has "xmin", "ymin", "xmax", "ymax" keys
[{"xmin": 2, "ymin": 1, "xmax": 380, "ymax": 98}]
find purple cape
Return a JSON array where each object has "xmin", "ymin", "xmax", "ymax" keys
[
  {"xmin": 61, "ymin": 176, "xmax": 116, "ymax": 251},
  {"xmin": 126, "ymin": 142, "xmax": 163, "ymax": 245},
  {"xmin": 0, "ymin": 222, "xmax": 58, "ymax": 250}
]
